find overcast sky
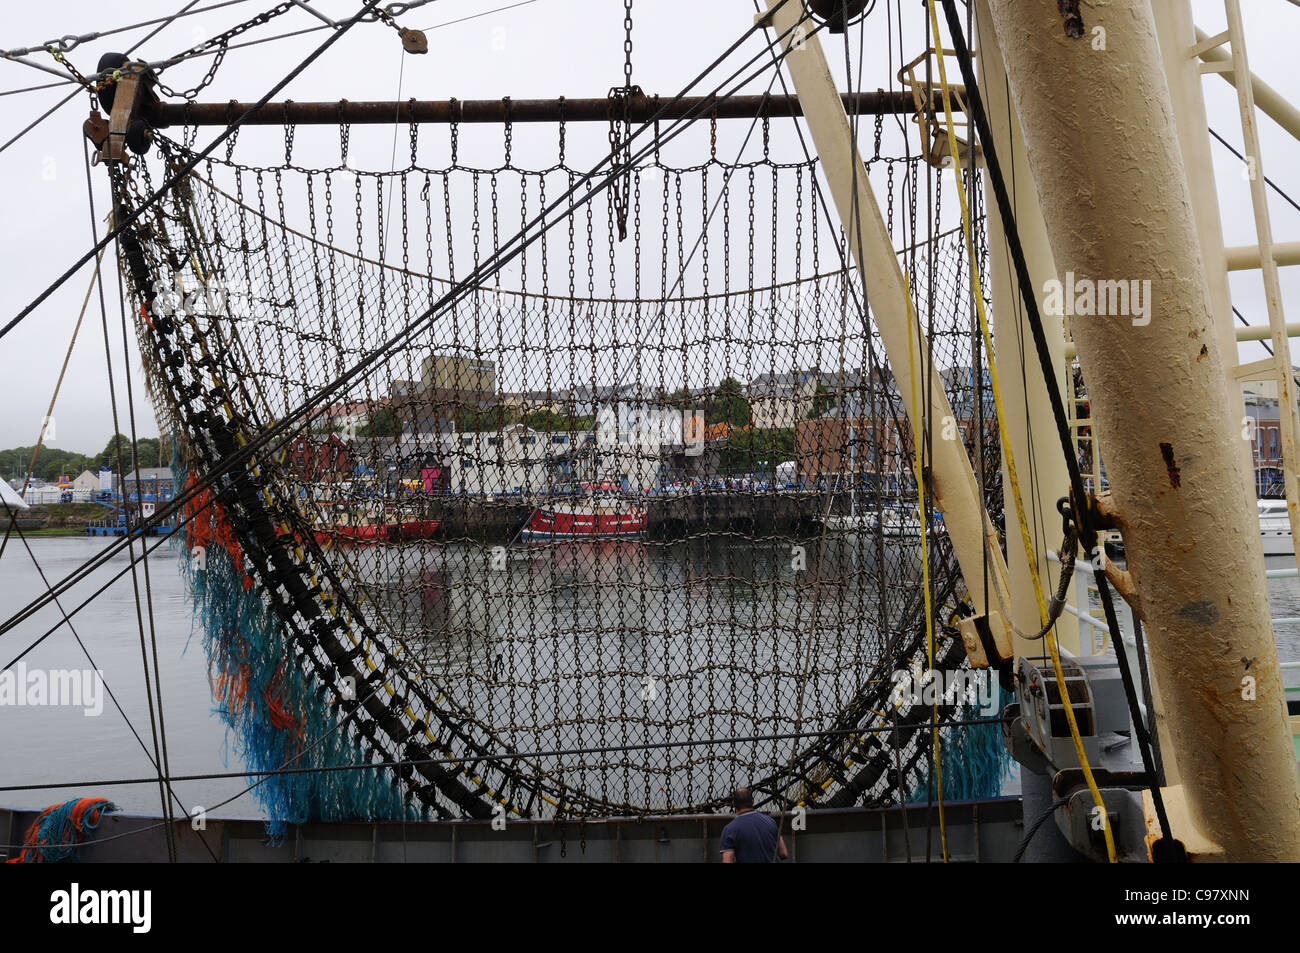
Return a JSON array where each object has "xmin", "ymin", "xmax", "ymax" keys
[{"xmin": 0, "ymin": 0, "xmax": 1296, "ymax": 463}]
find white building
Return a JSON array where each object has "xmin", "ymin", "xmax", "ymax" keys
[
  {"xmin": 594, "ymin": 399, "xmax": 685, "ymax": 490},
  {"xmin": 450, "ymin": 425, "xmax": 588, "ymax": 496}
]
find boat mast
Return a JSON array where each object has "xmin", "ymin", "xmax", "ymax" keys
[{"xmin": 979, "ymin": 0, "xmax": 1300, "ymax": 860}]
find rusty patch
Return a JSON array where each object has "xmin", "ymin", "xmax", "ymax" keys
[
  {"xmin": 1159, "ymin": 442, "xmax": 1181, "ymax": 488},
  {"xmin": 1197, "ymin": 344, "xmax": 1208, "ymax": 361},
  {"xmin": 1177, "ymin": 600, "xmax": 1219, "ymax": 625},
  {"xmin": 1057, "ymin": 0, "xmax": 1084, "ymax": 38}
]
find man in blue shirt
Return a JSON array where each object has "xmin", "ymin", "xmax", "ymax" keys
[{"xmin": 720, "ymin": 787, "xmax": 788, "ymax": 863}]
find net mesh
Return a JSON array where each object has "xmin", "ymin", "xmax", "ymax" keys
[{"xmin": 106, "ymin": 112, "xmax": 1005, "ymax": 821}]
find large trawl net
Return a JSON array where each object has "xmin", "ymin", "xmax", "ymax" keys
[{"xmin": 106, "ymin": 111, "xmax": 1005, "ymax": 822}]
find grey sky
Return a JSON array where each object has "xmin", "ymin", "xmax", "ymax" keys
[{"xmin": 0, "ymin": 0, "xmax": 1296, "ymax": 461}]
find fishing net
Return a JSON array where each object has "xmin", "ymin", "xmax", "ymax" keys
[{"xmin": 104, "ymin": 106, "xmax": 1006, "ymax": 822}]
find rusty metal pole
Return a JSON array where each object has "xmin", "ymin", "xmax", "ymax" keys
[
  {"xmin": 981, "ymin": 0, "xmax": 1300, "ymax": 860},
  {"xmin": 145, "ymin": 92, "xmax": 935, "ymax": 127}
]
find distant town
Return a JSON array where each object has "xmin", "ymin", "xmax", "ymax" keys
[{"xmin": 6, "ymin": 352, "xmax": 1288, "ymax": 516}]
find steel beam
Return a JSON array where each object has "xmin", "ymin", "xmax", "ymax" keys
[{"xmin": 146, "ymin": 91, "xmax": 941, "ymax": 127}]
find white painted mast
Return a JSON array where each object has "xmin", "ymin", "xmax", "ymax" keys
[{"xmin": 978, "ymin": 0, "xmax": 1300, "ymax": 860}]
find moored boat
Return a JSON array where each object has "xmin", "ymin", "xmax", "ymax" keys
[{"xmin": 522, "ymin": 487, "xmax": 646, "ymax": 539}]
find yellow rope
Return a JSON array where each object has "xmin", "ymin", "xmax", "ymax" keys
[
  {"xmin": 925, "ymin": 0, "xmax": 1116, "ymax": 862},
  {"xmin": 903, "ymin": 273, "xmax": 947, "ymax": 862}
]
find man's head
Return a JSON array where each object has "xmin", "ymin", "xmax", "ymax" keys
[{"xmin": 733, "ymin": 786, "xmax": 755, "ymax": 811}]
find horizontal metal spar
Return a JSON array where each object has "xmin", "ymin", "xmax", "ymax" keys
[{"xmin": 145, "ymin": 90, "xmax": 944, "ymax": 126}]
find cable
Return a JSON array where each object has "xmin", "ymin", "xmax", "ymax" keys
[
  {"xmin": 0, "ymin": 0, "xmax": 387, "ymax": 343},
  {"xmin": 0, "ymin": 2, "xmax": 814, "ymax": 643},
  {"xmin": 0, "ymin": 717, "xmax": 1005, "ymax": 796},
  {"xmin": 0, "ymin": 251, "xmax": 104, "ymax": 562},
  {"xmin": 0, "ymin": 0, "xmax": 222, "ymax": 158},
  {"xmin": 1209, "ymin": 127, "xmax": 1300, "ymax": 217},
  {"xmin": 1013, "ymin": 797, "xmax": 1069, "ymax": 863},
  {"xmin": 0, "ymin": 0, "xmax": 257, "ymax": 59}
]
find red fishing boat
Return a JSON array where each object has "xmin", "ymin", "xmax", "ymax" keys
[
  {"xmin": 278, "ymin": 501, "xmax": 440, "ymax": 545},
  {"xmin": 521, "ymin": 483, "xmax": 646, "ymax": 539}
]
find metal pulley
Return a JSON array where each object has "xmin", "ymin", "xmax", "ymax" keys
[
  {"xmin": 398, "ymin": 27, "xmax": 428, "ymax": 54},
  {"xmin": 805, "ymin": 0, "xmax": 871, "ymax": 33}
]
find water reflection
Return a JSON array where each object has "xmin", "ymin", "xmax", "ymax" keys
[{"xmin": 339, "ymin": 533, "xmax": 930, "ymax": 810}]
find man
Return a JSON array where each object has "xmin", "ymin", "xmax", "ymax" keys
[{"xmin": 720, "ymin": 787, "xmax": 788, "ymax": 863}]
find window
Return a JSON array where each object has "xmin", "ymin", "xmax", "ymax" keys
[
  {"xmin": 463, "ymin": 460, "xmax": 475, "ymax": 469},
  {"xmin": 461, "ymin": 436, "xmax": 472, "ymax": 446},
  {"xmin": 551, "ymin": 435, "xmax": 569, "ymax": 445},
  {"xmin": 487, "ymin": 436, "xmax": 502, "ymax": 446},
  {"xmin": 521, "ymin": 436, "xmax": 536, "ymax": 445}
]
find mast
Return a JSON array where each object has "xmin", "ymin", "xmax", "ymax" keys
[{"xmin": 979, "ymin": 0, "xmax": 1300, "ymax": 860}]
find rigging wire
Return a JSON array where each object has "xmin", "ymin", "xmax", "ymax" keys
[
  {"xmin": 84, "ymin": 141, "xmax": 179, "ymax": 863},
  {"xmin": 1208, "ymin": 126, "xmax": 1300, "ymax": 217},
  {"xmin": 0, "ymin": 0, "xmax": 388, "ymax": 344},
  {"xmin": 0, "ymin": 0, "xmax": 209, "ymax": 160},
  {"xmin": 0, "ymin": 2, "xmax": 817, "ymax": 644},
  {"xmin": 0, "ymin": 717, "xmax": 1004, "ymax": 799},
  {"xmin": 2, "ymin": 521, "xmax": 219, "ymax": 861},
  {"xmin": 0, "ymin": 0, "xmax": 258, "ymax": 59}
]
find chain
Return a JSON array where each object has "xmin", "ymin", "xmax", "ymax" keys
[
  {"xmin": 623, "ymin": 0, "xmax": 634, "ymax": 90},
  {"xmin": 604, "ymin": 0, "xmax": 637, "ymax": 242},
  {"xmin": 157, "ymin": 1, "xmax": 297, "ymax": 100},
  {"xmin": 502, "ymin": 97, "xmax": 513, "ymax": 168},
  {"xmin": 557, "ymin": 97, "xmax": 567, "ymax": 165},
  {"xmin": 283, "ymin": 102, "xmax": 296, "ymax": 165}
]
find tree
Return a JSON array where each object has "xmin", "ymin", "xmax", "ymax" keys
[
  {"xmin": 807, "ymin": 381, "xmax": 835, "ymax": 419},
  {"xmin": 358, "ymin": 407, "xmax": 401, "ymax": 438},
  {"xmin": 522, "ymin": 409, "xmax": 594, "ymax": 433},
  {"xmin": 705, "ymin": 377, "xmax": 752, "ymax": 428},
  {"xmin": 456, "ymin": 404, "xmax": 518, "ymax": 432},
  {"xmin": 95, "ymin": 434, "xmax": 162, "ymax": 472},
  {"xmin": 718, "ymin": 426, "xmax": 793, "ymax": 476}
]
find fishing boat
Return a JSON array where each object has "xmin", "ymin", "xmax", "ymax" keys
[
  {"xmin": 521, "ymin": 483, "xmax": 647, "ymax": 539},
  {"xmin": 278, "ymin": 501, "xmax": 441, "ymax": 545}
]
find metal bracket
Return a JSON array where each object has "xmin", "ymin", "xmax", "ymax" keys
[{"xmin": 94, "ymin": 61, "xmax": 157, "ymax": 165}]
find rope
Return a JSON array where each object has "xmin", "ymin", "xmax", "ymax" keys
[{"xmin": 903, "ymin": 271, "xmax": 947, "ymax": 861}]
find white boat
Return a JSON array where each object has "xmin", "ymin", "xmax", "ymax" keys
[{"xmin": 1259, "ymin": 498, "xmax": 1293, "ymax": 555}]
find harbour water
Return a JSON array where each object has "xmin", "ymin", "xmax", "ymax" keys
[{"xmin": 4, "ymin": 535, "xmax": 1300, "ymax": 818}]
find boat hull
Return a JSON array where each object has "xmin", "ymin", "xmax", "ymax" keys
[{"xmin": 522, "ymin": 506, "xmax": 646, "ymax": 539}]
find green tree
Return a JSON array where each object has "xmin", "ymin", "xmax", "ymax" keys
[
  {"xmin": 456, "ymin": 404, "xmax": 518, "ymax": 432},
  {"xmin": 718, "ymin": 427, "xmax": 793, "ymax": 476},
  {"xmin": 95, "ymin": 434, "xmax": 162, "ymax": 472},
  {"xmin": 522, "ymin": 409, "xmax": 595, "ymax": 433},
  {"xmin": 705, "ymin": 377, "xmax": 752, "ymax": 428},
  {"xmin": 807, "ymin": 381, "xmax": 835, "ymax": 419},
  {"xmin": 358, "ymin": 406, "xmax": 402, "ymax": 438}
]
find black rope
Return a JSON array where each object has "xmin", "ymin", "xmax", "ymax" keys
[
  {"xmin": 1013, "ymin": 796, "xmax": 1069, "ymax": 863},
  {"xmin": 0, "ymin": 718, "xmax": 1006, "ymax": 796}
]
